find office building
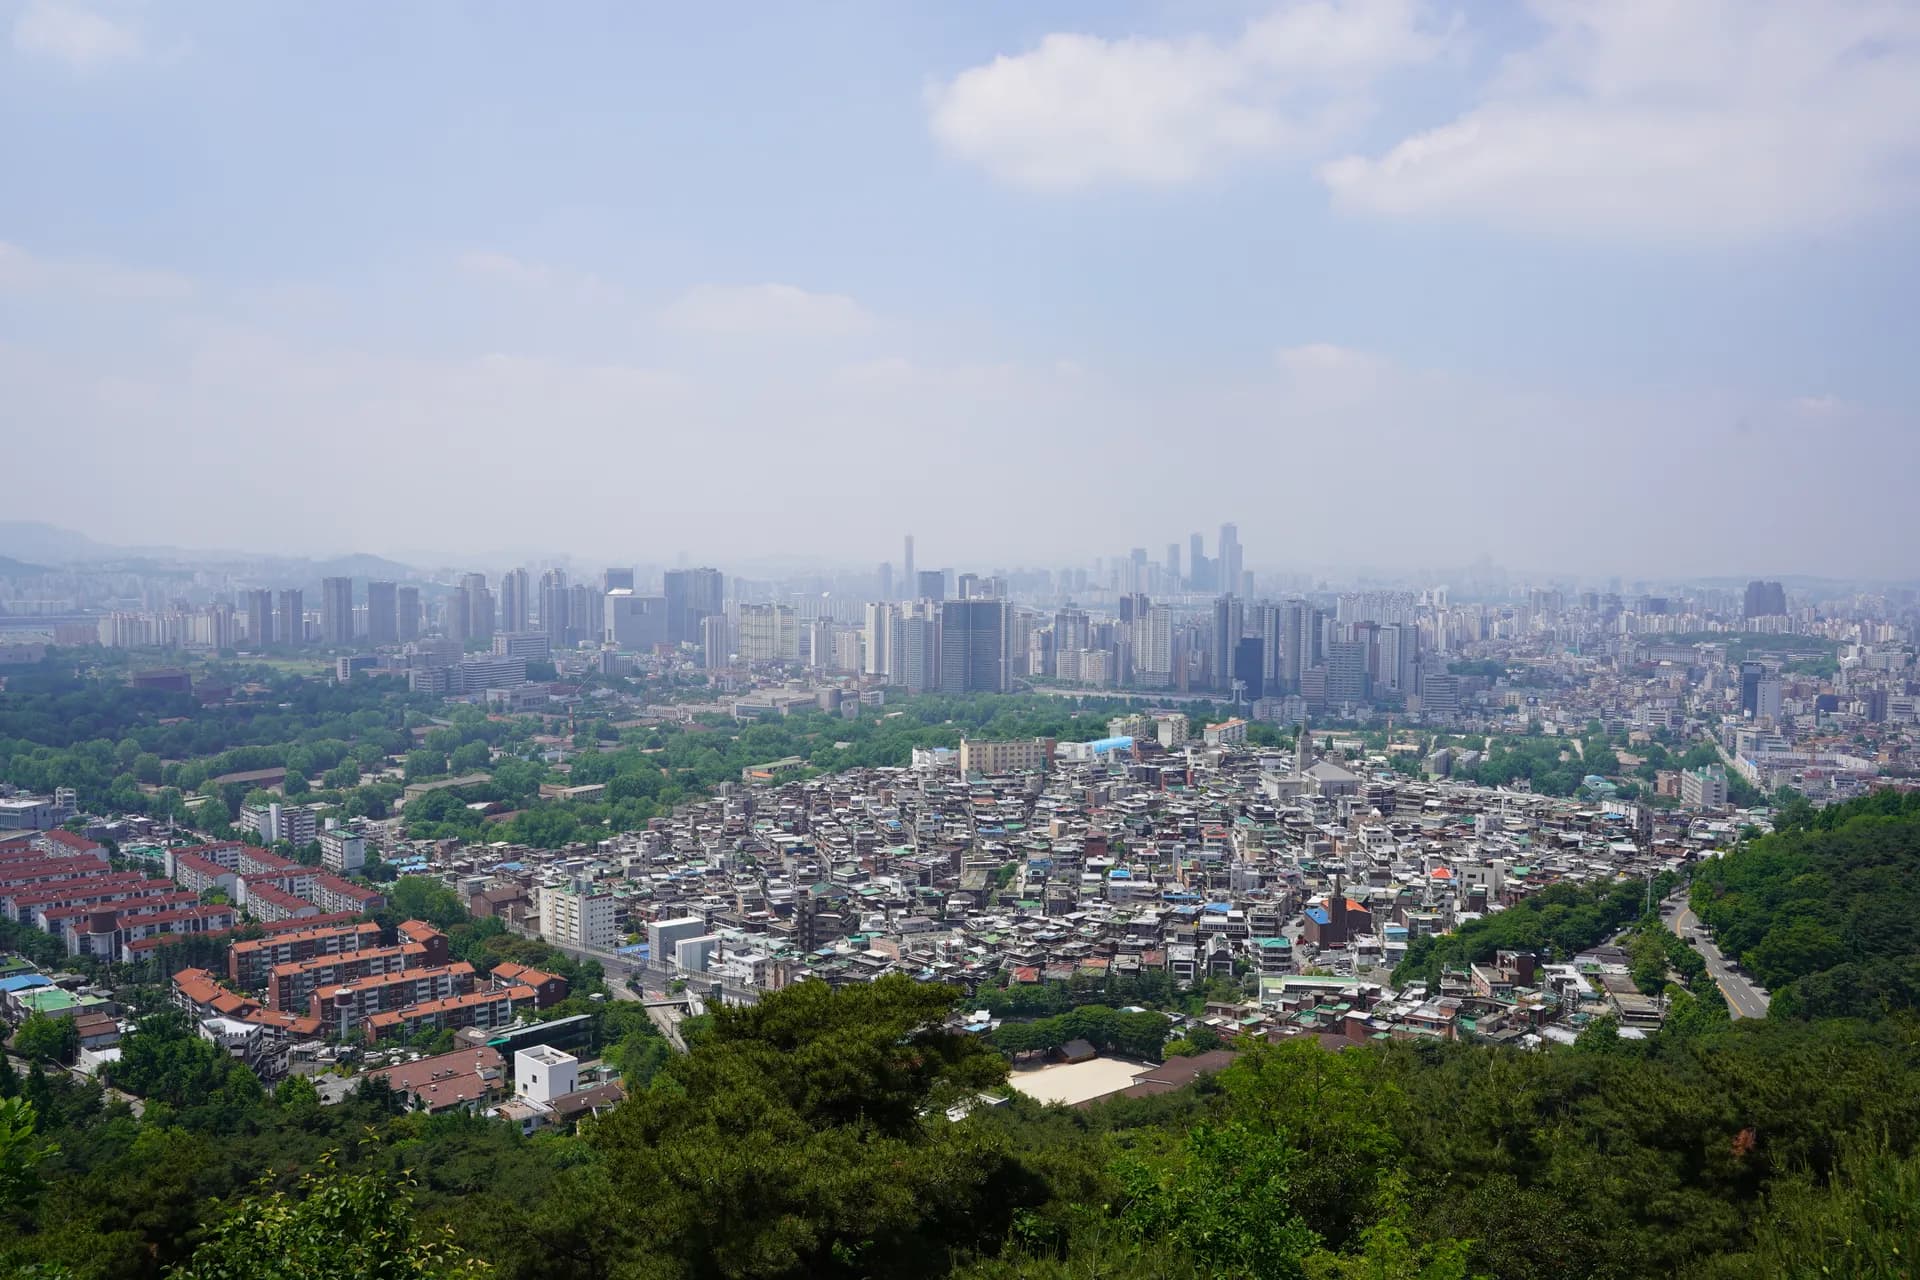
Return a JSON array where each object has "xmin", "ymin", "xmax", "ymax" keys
[
  {"xmin": 569, "ymin": 584, "xmax": 604, "ymax": 649},
  {"xmin": 877, "ymin": 562, "xmax": 893, "ymax": 601},
  {"xmin": 902, "ymin": 534, "xmax": 914, "ymax": 599},
  {"xmin": 939, "ymin": 600, "xmax": 1009, "ymax": 694},
  {"xmin": 602, "ymin": 568, "xmax": 635, "ymax": 594},
  {"xmin": 492, "ymin": 633, "xmax": 552, "ymax": 662},
  {"xmin": 245, "ymin": 589, "xmax": 274, "ymax": 647},
  {"xmin": 539, "ymin": 570, "xmax": 569, "ymax": 648},
  {"xmin": 1189, "ymin": 532, "xmax": 1207, "ymax": 591},
  {"xmin": 276, "ymin": 589, "xmax": 304, "ymax": 647},
  {"xmin": 1419, "ymin": 672, "xmax": 1461, "ymax": 719},
  {"xmin": 915, "ymin": 570, "xmax": 946, "ymax": 602},
  {"xmin": 664, "ymin": 567, "xmax": 724, "ymax": 646},
  {"xmin": 395, "ymin": 586, "xmax": 421, "ymax": 642},
  {"xmin": 606, "ymin": 591, "xmax": 668, "ymax": 650},
  {"xmin": 1280, "ymin": 600, "xmax": 1316, "ymax": 692},
  {"xmin": 1757, "ymin": 678, "xmax": 1785, "ymax": 721},
  {"xmin": 894, "ymin": 614, "xmax": 936, "ymax": 693},
  {"xmin": 366, "ymin": 580, "xmax": 398, "ymax": 645},
  {"xmin": 1743, "ymin": 580, "xmax": 1787, "ymax": 618},
  {"xmin": 446, "ymin": 587, "xmax": 471, "ymax": 645},
  {"xmin": 1253, "ymin": 605, "xmax": 1282, "ymax": 688},
  {"xmin": 499, "ymin": 568, "xmax": 531, "ymax": 635},
  {"xmin": 1211, "ymin": 596, "xmax": 1244, "ymax": 693},
  {"xmin": 1326, "ymin": 639, "xmax": 1370, "ymax": 706},
  {"xmin": 1218, "ymin": 522, "xmax": 1242, "ymax": 597},
  {"xmin": 461, "ymin": 573, "xmax": 494, "ymax": 644},
  {"xmin": 1376, "ymin": 623, "xmax": 1419, "ymax": 697},
  {"xmin": 700, "ymin": 614, "xmax": 731, "ymax": 669},
  {"xmin": 1233, "ymin": 637, "xmax": 1264, "ymax": 700},
  {"xmin": 1740, "ymin": 661, "xmax": 1766, "ymax": 717},
  {"xmin": 321, "ymin": 577, "xmax": 354, "ymax": 646}
]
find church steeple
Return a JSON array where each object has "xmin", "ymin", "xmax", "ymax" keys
[{"xmin": 1295, "ymin": 716, "xmax": 1312, "ymax": 777}]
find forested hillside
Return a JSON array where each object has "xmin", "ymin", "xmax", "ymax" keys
[
  {"xmin": 1691, "ymin": 789, "xmax": 1920, "ymax": 1020},
  {"xmin": 6, "ymin": 964, "xmax": 1920, "ymax": 1279}
]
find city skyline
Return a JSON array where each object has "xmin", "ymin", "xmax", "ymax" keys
[{"xmin": 3, "ymin": 3, "xmax": 1918, "ymax": 577}]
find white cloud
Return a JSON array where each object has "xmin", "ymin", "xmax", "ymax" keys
[
  {"xmin": 1791, "ymin": 393, "xmax": 1852, "ymax": 416},
  {"xmin": 1276, "ymin": 341, "xmax": 1383, "ymax": 374},
  {"xmin": 927, "ymin": 0, "xmax": 1445, "ymax": 188},
  {"xmin": 661, "ymin": 283, "xmax": 872, "ymax": 338},
  {"xmin": 1321, "ymin": 0, "xmax": 1920, "ymax": 242},
  {"xmin": 11, "ymin": 0, "xmax": 143, "ymax": 71},
  {"xmin": 455, "ymin": 250, "xmax": 553, "ymax": 288},
  {"xmin": 454, "ymin": 250, "xmax": 618, "ymax": 304},
  {"xmin": 0, "ymin": 240, "xmax": 191, "ymax": 299}
]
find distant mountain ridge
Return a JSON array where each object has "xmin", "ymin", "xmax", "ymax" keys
[{"xmin": 0, "ymin": 520, "xmax": 418, "ymax": 579}]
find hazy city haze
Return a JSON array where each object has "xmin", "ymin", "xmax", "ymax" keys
[{"xmin": 3, "ymin": 1, "xmax": 1917, "ymax": 577}]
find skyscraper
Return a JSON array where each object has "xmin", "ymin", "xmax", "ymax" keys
[
  {"xmin": 700, "ymin": 613, "xmax": 731, "ymax": 669},
  {"xmin": 894, "ymin": 614, "xmax": 936, "ymax": 692},
  {"xmin": 446, "ymin": 587, "xmax": 471, "ymax": 644},
  {"xmin": 1211, "ymin": 595, "xmax": 1243, "ymax": 693},
  {"xmin": 664, "ymin": 568, "xmax": 724, "ymax": 646},
  {"xmin": 1165, "ymin": 543, "xmax": 1181, "ymax": 583},
  {"xmin": 915, "ymin": 570, "xmax": 946, "ymax": 602},
  {"xmin": 320, "ymin": 577, "xmax": 354, "ymax": 646},
  {"xmin": 1743, "ymin": 580, "xmax": 1787, "ymax": 618},
  {"xmin": 276, "ymin": 589, "xmax": 304, "ymax": 648},
  {"xmin": 539, "ymin": 570, "xmax": 569, "ymax": 648},
  {"xmin": 245, "ymin": 589, "xmax": 274, "ymax": 647},
  {"xmin": 1254, "ymin": 604, "xmax": 1282, "ymax": 688},
  {"xmin": 738, "ymin": 604, "xmax": 798, "ymax": 662},
  {"xmin": 1280, "ymin": 600, "xmax": 1316, "ymax": 692},
  {"xmin": 903, "ymin": 535, "xmax": 914, "ymax": 600},
  {"xmin": 864, "ymin": 602, "xmax": 895, "ymax": 678},
  {"xmin": 607, "ymin": 591, "xmax": 668, "ymax": 650},
  {"xmin": 569, "ymin": 584, "xmax": 604, "ymax": 648},
  {"xmin": 366, "ymin": 580, "xmax": 398, "ymax": 645},
  {"xmin": 396, "ymin": 586, "xmax": 420, "ymax": 642},
  {"xmin": 1326, "ymin": 639, "xmax": 1369, "ymax": 706},
  {"xmin": 1138, "ymin": 606, "xmax": 1174, "ymax": 683},
  {"xmin": 1189, "ymin": 532, "xmax": 1205, "ymax": 591},
  {"xmin": 877, "ymin": 562, "xmax": 893, "ymax": 602},
  {"xmin": 499, "ymin": 568, "xmax": 531, "ymax": 634},
  {"xmin": 1218, "ymin": 523, "xmax": 1242, "ymax": 599},
  {"xmin": 459, "ymin": 573, "xmax": 494, "ymax": 643},
  {"xmin": 938, "ymin": 599, "xmax": 1010, "ymax": 693},
  {"xmin": 1233, "ymin": 637, "xmax": 1264, "ymax": 700},
  {"xmin": 603, "ymin": 568, "xmax": 635, "ymax": 594}
]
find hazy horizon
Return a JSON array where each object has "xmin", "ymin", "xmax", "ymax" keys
[{"xmin": 4, "ymin": 2, "xmax": 1917, "ymax": 580}]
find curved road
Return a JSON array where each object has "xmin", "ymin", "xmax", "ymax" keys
[{"xmin": 1665, "ymin": 900, "xmax": 1771, "ymax": 1019}]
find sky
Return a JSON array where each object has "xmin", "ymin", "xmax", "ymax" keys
[{"xmin": 2, "ymin": 0, "xmax": 1917, "ymax": 581}]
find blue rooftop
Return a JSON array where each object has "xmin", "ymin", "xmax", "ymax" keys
[
  {"xmin": 0, "ymin": 974, "xmax": 52, "ymax": 993},
  {"xmin": 1305, "ymin": 907, "xmax": 1332, "ymax": 926},
  {"xmin": 1203, "ymin": 902, "xmax": 1231, "ymax": 914}
]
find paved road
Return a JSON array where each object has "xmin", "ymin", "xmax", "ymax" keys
[{"xmin": 1665, "ymin": 900, "xmax": 1771, "ymax": 1019}]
